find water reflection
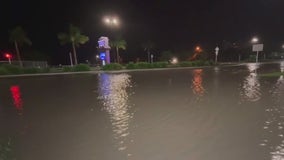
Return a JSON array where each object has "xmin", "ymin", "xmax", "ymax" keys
[
  {"xmin": 240, "ymin": 63, "xmax": 261, "ymax": 102},
  {"xmin": 98, "ymin": 73, "xmax": 133, "ymax": 153},
  {"xmin": 191, "ymin": 69, "xmax": 205, "ymax": 96},
  {"xmin": 262, "ymin": 62, "xmax": 284, "ymax": 160},
  {"xmin": 279, "ymin": 61, "xmax": 284, "ymax": 80},
  {"xmin": 10, "ymin": 85, "xmax": 23, "ymax": 113}
]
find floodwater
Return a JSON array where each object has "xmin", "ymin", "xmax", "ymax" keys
[{"xmin": 1, "ymin": 62, "xmax": 284, "ymax": 160}]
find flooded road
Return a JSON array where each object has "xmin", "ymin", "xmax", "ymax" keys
[{"xmin": 1, "ymin": 62, "xmax": 284, "ymax": 160}]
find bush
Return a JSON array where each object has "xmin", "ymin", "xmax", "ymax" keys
[
  {"xmin": 126, "ymin": 62, "xmax": 168, "ymax": 69},
  {"xmin": 22, "ymin": 68, "xmax": 41, "ymax": 74},
  {"xmin": 102, "ymin": 63, "xmax": 123, "ymax": 70},
  {"xmin": 0, "ymin": 67, "xmax": 8, "ymax": 75},
  {"xmin": 126, "ymin": 62, "xmax": 137, "ymax": 69},
  {"xmin": 73, "ymin": 64, "xmax": 91, "ymax": 71},
  {"xmin": 41, "ymin": 67, "xmax": 50, "ymax": 73},
  {"xmin": 204, "ymin": 60, "xmax": 214, "ymax": 66},
  {"xmin": 136, "ymin": 62, "xmax": 152, "ymax": 69},
  {"xmin": 179, "ymin": 61, "xmax": 193, "ymax": 67},
  {"xmin": 179, "ymin": 60, "xmax": 213, "ymax": 67},
  {"xmin": 152, "ymin": 62, "xmax": 168, "ymax": 68},
  {"xmin": 63, "ymin": 66, "xmax": 73, "ymax": 72},
  {"xmin": 1, "ymin": 64, "xmax": 23, "ymax": 74}
]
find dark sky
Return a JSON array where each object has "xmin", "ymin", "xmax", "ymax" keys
[{"xmin": 1, "ymin": 0, "xmax": 284, "ymax": 64}]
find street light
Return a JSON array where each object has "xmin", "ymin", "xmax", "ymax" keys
[
  {"xmin": 4, "ymin": 53, "xmax": 12, "ymax": 64},
  {"xmin": 103, "ymin": 17, "xmax": 119, "ymax": 26},
  {"xmin": 195, "ymin": 46, "xmax": 201, "ymax": 52},
  {"xmin": 251, "ymin": 37, "xmax": 259, "ymax": 44}
]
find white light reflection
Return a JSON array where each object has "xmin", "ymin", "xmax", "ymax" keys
[
  {"xmin": 98, "ymin": 73, "xmax": 133, "ymax": 153},
  {"xmin": 240, "ymin": 63, "xmax": 261, "ymax": 102},
  {"xmin": 280, "ymin": 61, "xmax": 284, "ymax": 80},
  {"xmin": 260, "ymin": 62, "xmax": 284, "ymax": 160},
  {"xmin": 270, "ymin": 63, "xmax": 284, "ymax": 160}
]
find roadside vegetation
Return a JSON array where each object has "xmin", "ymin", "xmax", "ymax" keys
[
  {"xmin": 0, "ymin": 64, "xmax": 91, "ymax": 75},
  {"xmin": 259, "ymin": 72, "xmax": 284, "ymax": 77},
  {"xmin": 0, "ymin": 60, "xmax": 215, "ymax": 75}
]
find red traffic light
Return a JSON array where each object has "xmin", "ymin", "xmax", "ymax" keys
[{"xmin": 5, "ymin": 53, "xmax": 12, "ymax": 59}]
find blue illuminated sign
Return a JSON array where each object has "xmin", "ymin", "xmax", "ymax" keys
[{"xmin": 100, "ymin": 52, "xmax": 106, "ymax": 60}]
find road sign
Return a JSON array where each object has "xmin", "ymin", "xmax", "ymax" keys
[{"xmin": 253, "ymin": 44, "xmax": 263, "ymax": 52}]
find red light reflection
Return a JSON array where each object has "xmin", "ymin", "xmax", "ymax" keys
[
  {"xmin": 10, "ymin": 85, "xmax": 23, "ymax": 111},
  {"xmin": 192, "ymin": 69, "xmax": 204, "ymax": 96}
]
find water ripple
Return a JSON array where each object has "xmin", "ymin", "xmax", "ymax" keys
[
  {"xmin": 191, "ymin": 69, "xmax": 205, "ymax": 97},
  {"xmin": 240, "ymin": 63, "xmax": 261, "ymax": 102},
  {"xmin": 261, "ymin": 63, "xmax": 284, "ymax": 160},
  {"xmin": 98, "ymin": 73, "xmax": 133, "ymax": 153}
]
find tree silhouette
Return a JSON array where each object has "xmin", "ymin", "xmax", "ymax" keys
[
  {"xmin": 9, "ymin": 26, "xmax": 32, "ymax": 67},
  {"xmin": 58, "ymin": 25, "xmax": 89, "ymax": 65}
]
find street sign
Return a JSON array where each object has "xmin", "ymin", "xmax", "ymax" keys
[
  {"xmin": 253, "ymin": 44, "xmax": 263, "ymax": 52},
  {"xmin": 215, "ymin": 47, "xmax": 219, "ymax": 55}
]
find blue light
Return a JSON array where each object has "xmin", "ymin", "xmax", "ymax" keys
[
  {"xmin": 98, "ymin": 40, "xmax": 105, "ymax": 48},
  {"xmin": 100, "ymin": 52, "xmax": 106, "ymax": 60}
]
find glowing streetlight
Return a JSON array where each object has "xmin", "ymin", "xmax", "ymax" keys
[
  {"xmin": 282, "ymin": 44, "xmax": 284, "ymax": 49},
  {"xmin": 4, "ymin": 53, "xmax": 12, "ymax": 64},
  {"xmin": 104, "ymin": 18, "xmax": 111, "ymax": 24},
  {"xmin": 195, "ymin": 46, "xmax": 201, "ymax": 52},
  {"xmin": 103, "ymin": 17, "xmax": 119, "ymax": 26},
  {"xmin": 251, "ymin": 37, "xmax": 259, "ymax": 43},
  {"xmin": 171, "ymin": 57, "xmax": 178, "ymax": 64}
]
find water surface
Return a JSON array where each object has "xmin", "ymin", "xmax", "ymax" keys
[{"xmin": 1, "ymin": 62, "xmax": 284, "ymax": 160}]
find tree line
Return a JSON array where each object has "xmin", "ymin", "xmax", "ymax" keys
[{"xmin": 7, "ymin": 25, "xmax": 127, "ymax": 67}]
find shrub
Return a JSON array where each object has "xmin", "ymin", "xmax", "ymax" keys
[
  {"xmin": 136, "ymin": 62, "xmax": 152, "ymax": 69},
  {"xmin": 22, "ymin": 68, "xmax": 41, "ymax": 74},
  {"xmin": 1, "ymin": 64, "xmax": 23, "ymax": 74},
  {"xmin": 73, "ymin": 64, "xmax": 91, "ymax": 71},
  {"xmin": 126, "ymin": 62, "xmax": 137, "ymax": 69},
  {"xmin": 204, "ymin": 60, "xmax": 214, "ymax": 66},
  {"xmin": 63, "ymin": 66, "xmax": 73, "ymax": 72},
  {"xmin": 152, "ymin": 61, "xmax": 168, "ymax": 68},
  {"xmin": 41, "ymin": 67, "xmax": 50, "ymax": 73},
  {"xmin": 0, "ymin": 67, "xmax": 8, "ymax": 75},
  {"xmin": 102, "ymin": 63, "xmax": 123, "ymax": 70},
  {"xmin": 179, "ymin": 61, "xmax": 193, "ymax": 67},
  {"xmin": 179, "ymin": 60, "xmax": 213, "ymax": 67}
]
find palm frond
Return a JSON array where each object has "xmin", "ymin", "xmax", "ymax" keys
[
  {"xmin": 57, "ymin": 33, "xmax": 70, "ymax": 45},
  {"xmin": 9, "ymin": 26, "xmax": 32, "ymax": 45}
]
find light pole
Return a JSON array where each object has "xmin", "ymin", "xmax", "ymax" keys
[
  {"xmin": 103, "ymin": 16, "xmax": 120, "ymax": 63},
  {"xmin": 215, "ymin": 46, "xmax": 219, "ymax": 64},
  {"xmin": 69, "ymin": 52, "xmax": 73, "ymax": 67}
]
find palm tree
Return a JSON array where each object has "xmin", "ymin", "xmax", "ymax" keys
[
  {"xmin": 110, "ymin": 39, "xmax": 127, "ymax": 63},
  {"xmin": 58, "ymin": 25, "xmax": 89, "ymax": 65},
  {"xmin": 9, "ymin": 26, "xmax": 32, "ymax": 67},
  {"xmin": 142, "ymin": 41, "xmax": 155, "ymax": 63}
]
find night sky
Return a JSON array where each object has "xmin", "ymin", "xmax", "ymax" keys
[{"xmin": 1, "ymin": 0, "xmax": 284, "ymax": 64}]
